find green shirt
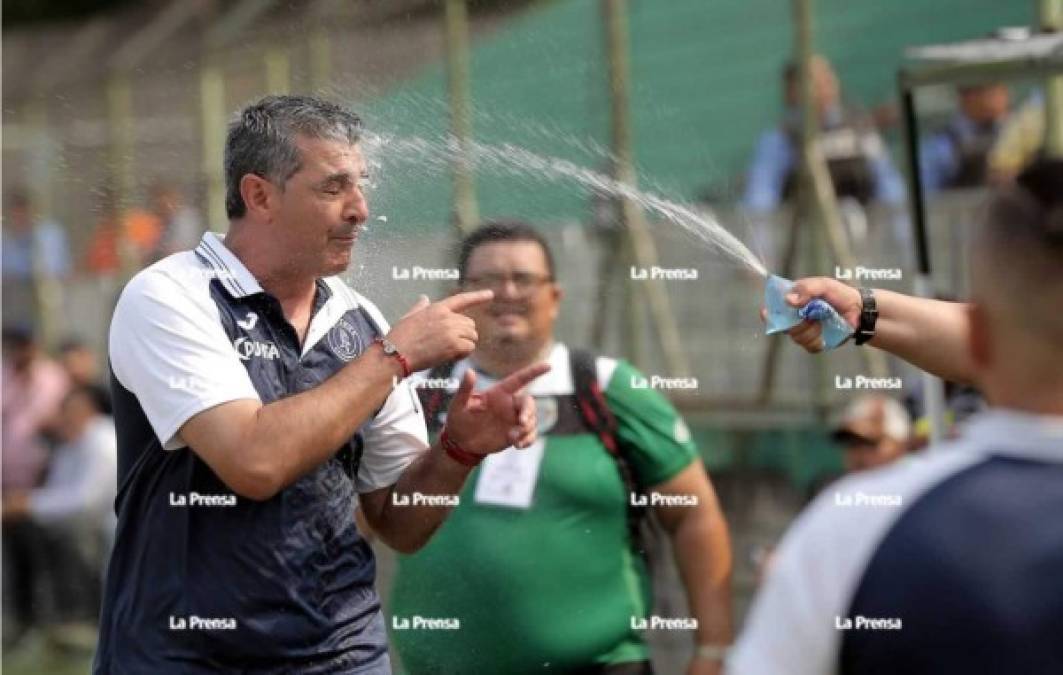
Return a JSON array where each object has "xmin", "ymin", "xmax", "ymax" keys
[{"xmin": 390, "ymin": 344, "xmax": 698, "ymax": 674}]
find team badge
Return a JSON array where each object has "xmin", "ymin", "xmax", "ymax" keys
[{"xmin": 327, "ymin": 318, "xmax": 364, "ymax": 362}]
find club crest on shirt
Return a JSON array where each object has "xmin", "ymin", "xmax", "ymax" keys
[{"xmin": 327, "ymin": 318, "xmax": 364, "ymax": 362}]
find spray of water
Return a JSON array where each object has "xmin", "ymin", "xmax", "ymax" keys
[{"xmin": 362, "ymin": 132, "xmax": 768, "ymax": 278}]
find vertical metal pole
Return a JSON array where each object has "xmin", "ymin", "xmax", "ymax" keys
[
  {"xmin": 107, "ymin": 73, "xmax": 140, "ymax": 281},
  {"xmin": 309, "ymin": 30, "xmax": 332, "ymax": 93},
  {"xmin": 1042, "ymin": 0, "xmax": 1063, "ymax": 156},
  {"xmin": 603, "ymin": 0, "xmax": 690, "ymax": 376},
  {"xmin": 793, "ymin": 0, "xmax": 829, "ymax": 419},
  {"xmin": 899, "ymin": 87, "xmax": 932, "ymax": 278},
  {"xmin": 264, "ymin": 47, "xmax": 291, "ymax": 94},
  {"xmin": 25, "ymin": 98, "xmax": 62, "ymax": 349},
  {"xmin": 107, "ymin": 74, "xmax": 136, "ymax": 207},
  {"xmin": 793, "ymin": 0, "xmax": 887, "ymax": 401},
  {"xmin": 201, "ymin": 62, "xmax": 227, "ymax": 230},
  {"xmin": 899, "ymin": 81, "xmax": 946, "ymax": 445},
  {"xmin": 444, "ymin": 0, "xmax": 479, "ymax": 233}
]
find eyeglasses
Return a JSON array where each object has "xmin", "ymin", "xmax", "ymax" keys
[{"xmin": 461, "ymin": 272, "xmax": 553, "ymax": 295}]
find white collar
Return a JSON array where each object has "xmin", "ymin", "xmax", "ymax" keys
[
  {"xmin": 955, "ymin": 408, "xmax": 1063, "ymax": 463},
  {"xmin": 194, "ymin": 231, "xmax": 264, "ymax": 298}
]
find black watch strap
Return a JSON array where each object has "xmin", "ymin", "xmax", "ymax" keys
[{"xmin": 854, "ymin": 288, "xmax": 878, "ymax": 346}]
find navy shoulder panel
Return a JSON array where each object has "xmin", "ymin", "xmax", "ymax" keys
[{"xmin": 840, "ymin": 455, "xmax": 1063, "ymax": 674}]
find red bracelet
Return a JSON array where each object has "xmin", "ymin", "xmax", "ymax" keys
[
  {"xmin": 440, "ymin": 427, "xmax": 483, "ymax": 467},
  {"xmin": 373, "ymin": 337, "xmax": 412, "ymax": 378}
]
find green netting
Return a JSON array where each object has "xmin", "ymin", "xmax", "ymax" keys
[{"xmin": 360, "ymin": 0, "xmax": 1031, "ymax": 231}]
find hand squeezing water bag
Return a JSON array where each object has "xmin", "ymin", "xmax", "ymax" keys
[{"xmin": 763, "ymin": 274, "xmax": 853, "ymax": 350}]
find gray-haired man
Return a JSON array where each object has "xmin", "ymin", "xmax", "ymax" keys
[{"xmin": 94, "ymin": 95, "xmax": 547, "ymax": 673}]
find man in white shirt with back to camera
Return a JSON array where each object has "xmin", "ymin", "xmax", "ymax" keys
[{"xmin": 732, "ymin": 158, "xmax": 1063, "ymax": 674}]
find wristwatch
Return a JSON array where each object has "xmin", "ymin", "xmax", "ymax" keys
[
  {"xmin": 854, "ymin": 288, "xmax": 878, "ymax": 346},
  {"xmin": 374, "ymin": 337, "xmax": 412, "ymax": 378}
]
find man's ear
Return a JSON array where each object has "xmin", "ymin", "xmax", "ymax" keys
[
  {"xmin": 239, "ymin": 173, "xmax": 276, "ymax": 220},
  {"xmin": 546, "ymin": 283, "xmax": 563, "ymax": 323},
  {"xmin": 967, "ymin": 302, "xmax": 992, "ymax": 371}
]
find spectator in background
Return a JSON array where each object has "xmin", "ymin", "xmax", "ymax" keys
[
  {"xmin": 58, "ymin": 337, "xmax": 111, "ymax": 414},
  {"xmin": 1, "ymin": 325, "xmax": 70, "ymax": 644},
  {"xmin": 147, "ymin": 181, "xmax": 203, "ymax": 261},
  {"xmin": 2, "ymin": 385, "xmax": 118, "ymax": 630},
  {"xmin": 83, "ymin": 187, "xmax": 162, "ymax": 276},
  {"xmin": 905, "ymin": 380, "xmax": 985, "ymax": 450},
  {"xmin": 987, "ymin": 91, "xmax": 1045, "ymax": 183},
  {"xmin": 742, "ymin": 56, "xmax": 906, "ymax": 213},
  {"xmin": 393, "ymin": 222, "xmax": 733, "ymax": 675},
  {"xmin": 2, "ymin": 325, "xmax": 70, "ymax": 493},
  {"xmin": 2, "ymin": 191, "xmax": 71, "ymax": 326},
  {"xmin": 831, "ymin": 395, "xmax": 911, "ymax": 473},
  {"xmin": 920, "ymin": 83, "xmax": 1010, "ymax": 193},
  {"xmin": 57, "ymin": 337, "xmax": 102, "ymax": 388}
]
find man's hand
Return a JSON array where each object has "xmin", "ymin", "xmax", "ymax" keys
[
  {"xmin": 761, "ymin": 276, "xmax": 862, "ymax": 353},
  {"xmin": 386, "ymin": 291, "xmax": 495, "ymax": 372},
  {"xmin": 445, "ymin": 363, "xmax": 551, "ymax": 455}
]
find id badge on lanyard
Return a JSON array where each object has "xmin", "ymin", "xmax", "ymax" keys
[{"xmin": 473, "ymin": 439, "xmax": 546, "ymax": 509}]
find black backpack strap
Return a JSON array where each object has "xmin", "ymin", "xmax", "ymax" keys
[
  {"xmin": 569, "ymin": 348, "xmax": 647, "ymax": 555},
  {"xmin": 417, "ymin": 361, "xmax": 458, "ymax": 435}
]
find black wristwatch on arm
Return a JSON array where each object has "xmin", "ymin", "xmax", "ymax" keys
[{"xmin": 854, "ymin": 287, "xmax": 878, "ymax": 346}]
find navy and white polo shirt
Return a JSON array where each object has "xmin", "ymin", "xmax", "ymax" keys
[
  {"xmin": 94, "ymin": 232, "xmax": 428, "ymax": 674},
  {"xmin": 729, "ymin": 409, "xmax": 1063, "ymax": 675}
]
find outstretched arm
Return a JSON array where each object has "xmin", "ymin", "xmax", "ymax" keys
[{"xmin": 772, "ymin": 277, "xmax": 975, "ymax": 384}]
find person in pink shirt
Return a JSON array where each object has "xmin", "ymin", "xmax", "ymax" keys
[
  {"xmin": 2, "ymin": 326, "xmax": 69, "ymax": 490},
  {"xmin": 2, "ymin": 325, "xmax": 69, "ymax": 641}
]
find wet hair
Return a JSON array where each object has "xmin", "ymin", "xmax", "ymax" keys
[
  {"xmin": 224, "ymin": 95, "xmax": 363, "ymax": 219},
  {"xmin": 457, "ymin": 220, "xmax": 556, "ymax": 281}
]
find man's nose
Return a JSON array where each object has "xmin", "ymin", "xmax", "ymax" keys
[
  {"xmin": 345, "ymin": 189, "xmax": 369, "ymax": 224},
  {"xmin": 494, "ymin": 277, "xmax": 523, "ymax": 299}
]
